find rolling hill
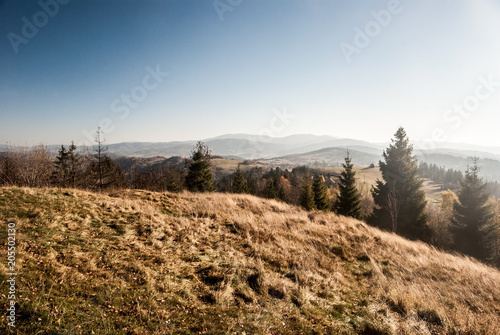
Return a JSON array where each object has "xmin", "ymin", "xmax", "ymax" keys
[
  {"xmin": 259, "ymin": 147, "xmax": 381, "ymax": 168},
  {"xmin": 0, "ymin": 187, "xmax": 499, "ymax": 334}
]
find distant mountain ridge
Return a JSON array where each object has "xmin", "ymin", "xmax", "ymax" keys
[
  {"xmin": 101, "ymin": 134, "xmax": 500, "ymax": 182},
  {"xmin": 104, "ymin": 134, "xmax": 387, "ymax": 159},
  {"xmin": 2, "ymin": 134, "xmax": 500, "ymax": 181}
]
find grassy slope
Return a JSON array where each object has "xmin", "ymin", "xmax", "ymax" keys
[
  {"xmin": 0, "ymin": 187, "xmax": 499, "ymax": 334},
  {"xmin": 211, "ymin": 158, "xmax": 266, "ymax": 173}
]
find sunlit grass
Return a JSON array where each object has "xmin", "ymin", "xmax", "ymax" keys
[{"xmin": 0, "ymin": 187, "xmax": 498, "ymax": 334}]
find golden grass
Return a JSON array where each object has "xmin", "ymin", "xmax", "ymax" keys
[
  {"xmin": 211, "ymin": 158, "xmax": 266, "ymax": 173},
  {"xmin": 0, "ymin": 187, "xmax": 499, "ymax": 334}
]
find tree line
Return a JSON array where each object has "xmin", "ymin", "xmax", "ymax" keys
[
  {"xmin": 417, "ymin": 162, "xmax": 463, "ymax": 190},
  {"xmin": 0, "ymin": 128, "xmax": 127, "ymax": 191},
  {"xmin": 1, "ymin": 127, "xmax": 499, "ymax": 267}
]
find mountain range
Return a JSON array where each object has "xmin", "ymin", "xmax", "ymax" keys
[
  {"xmin": 2, "ymin": 134, "xmax": 500, "ymax": 181},
  {"xmin": 101, "ymin": 134, "xmax": 500, "ymax": 181}
]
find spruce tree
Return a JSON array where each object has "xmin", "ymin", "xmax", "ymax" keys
[
  {"xmin": 451, "ymin": 158, "xmax": 494, "ymax": 261},
  {"xmin": 86, "ymin": 156, "xmax": 126, "ymax": 190},
  {"xmin": 265, "ymin": 177, "xmax": 277, "ymax": 199},
  {"xmin": 67, "ymin": 141, "xmax": 80, "ymax": 188},
  {"xmin": 94, "ymin": 127, "xmax": 107, "ymax": 192},
  {"xmin": 246, "ymin": 176, "xmax": 256, "ymax": 195},
  {"xmin": 54, "ymin": 142, "xmax": 80, "ymax": 188},
  {"xmin": 54, "ymin": 145, "xmax": 69, "ymax": 187},
  {"xmin": 232, "ymin": 165, "xmax": 248, "ymax": 194},
  {"xmin": 300, "ymin": 179, "xmax": 316, "ymax": 211},
  {"xmin": 185, "ymin": 141, "xmax": 214, "ymax": 192},
  {"xmin": 335, "ymin": 151, "xmax": 362, "ymax": 219},
  {"xmin": 369, "ymin": 127, "xmax": 430, "ymax": 241},
  {"xmin": 312, "ymin": 175, "xmax": 330, "ymax": 211}
]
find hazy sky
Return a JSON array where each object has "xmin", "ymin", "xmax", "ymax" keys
[{"xmin": 1, "ymin": 0, "xmax": 500, "ymax": 147}]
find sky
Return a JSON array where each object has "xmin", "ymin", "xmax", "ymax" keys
[{"xmin": 1, "ymin": 0, "xmax": 500, "ymax": 147}]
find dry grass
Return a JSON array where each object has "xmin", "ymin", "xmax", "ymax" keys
[
  {"xmin": 0, "ymin": 187, "xmax": 499, "ymax": 334},
  {"xmin": 211, "ymin": 158, "xmax": 266, "ymax": 173}
]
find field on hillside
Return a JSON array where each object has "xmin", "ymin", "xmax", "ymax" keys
[
  {"xmin": 324, "ymin": 166, "xmax": 382, "ymax": 186},
  {"xmin": 1, "ymin": 187, "xmax": 499, "ymax": 334},
  {"xmin": 211, "ymin": 158, "xmax": 266, "ymax": 173},
  {"xmin": 325, "ymin": 166, "xmax": 444, "ymax": 204}
]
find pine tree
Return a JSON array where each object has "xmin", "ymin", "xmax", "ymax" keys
[
  {"xmin": 185, "ymin": 141, "xmax": 214, "ymax": 192},
  {"xmin": 67, "ymin": 141, "xmax": 80, "ymax": 188},
  {"xmin": 86, "ymin": 156, "xmax": 126, "ymax": 190},
  {"xmin": 369, "ymin": 127, "xmax": 430, "ymax": 241},
  {"xmin": 451, "ymin": 158, "xmax": 494, "ymax": 261},
  {"xmin": 312, "ymin": 175, "xmax": 330, "ymax": 211},
  {"xmin": 94, "ymin": 127, "xmax": 107, "ymax": 192},
  {"xmin": 246, "ymin": 176, "xmax": 256, "ymax": 195},
  {"xmin": 335, "ymin": 151, "xmax": 362, "ymax": 219},
  {"xmin": 54, "ymin": 145, "xmax": 69, "ymax": 187},
  {"xmin": 232, "ymin": 165, "xmax": 248, "ymax": 194},
  {"xmin": 300, "ymin": 179, "xmax": 316, "ymax": 211},
  {"xmin": 265, "ymin": 177, "xmax": 277, "ymax": 199}
]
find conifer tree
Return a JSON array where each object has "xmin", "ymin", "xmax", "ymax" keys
[
  {"xmin": 335, "ymin": 151, "xmax": 362, "ymax": 219},
  {"xmin": 265, "ymin": 177, "xmax": 277, "ymax": 199},
  {"xmin": 232, "ymin": 164, "xmax": 248, "ymax": 194},
  {"xmin": 185, "ymin": 141, "xmax": 214, "ymax": 192},
  {"xmin": 54, "ymin": 145, "xmax": 69, "ymax": 187},
  {"xmin": 246, "ymin": 176, "xmax": 256, "ymax": 195},
  {"xmin": 67, "ymin": 141, "xmax": 80, "ymax": 188},
  {"xmin": 86, "ymin": 156, "xmax": 126, "ymax": 190},
  {"xmin": 312, "ymin": 175, "xmax": 330, "ymax": 211},
  {"xmin": 369, "ymin": 127, "xmax": 430, "ymax": 241},
  {"xmin": 94, "ymin": 127, "xmax": 107, "ymax": 192},
  {"xmin": 300, "ymin": 179, "xmax": 316, "ymax": 211},
  {"xmin": 451, "ymin": 158, "xmax": 494, "ymax": 261},
  {"xmin": 53, "ymin": 141, "xmax": 80, "ymax": 188}
]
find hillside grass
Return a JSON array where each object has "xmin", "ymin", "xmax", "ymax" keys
[
  {"xmin": 211, "ymin": 158, "xmax": 266, "ymax": 173},
  {"xmin": 0, "ymin": 187, "xmax": 499, "ymax": 334}
]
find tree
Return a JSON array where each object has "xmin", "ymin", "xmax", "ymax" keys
[
  {"xmin": 300, "ymin": 179, "xmax": 316, "ymax": 211},
  {"xmin": 484, "ymin": 199, "xmax": 500, "ymax": 267},
  {"xmin": 427, "ymin": 190, "xmax": 457, "ymax": 249},
  {"xmin": 264, "ymin": 177, "xmax": 277, "ymax": 199},
  {"xmin": 16, "ymin": 144, "xmax": 53, "ymax": 188},
  {"xmin": 451, "ymin": 158, "xmax": 494, "ymax": 261},
  {"xmin": 312, "ymin": 175, "xmax": 330, "ymax": 211},
  {"xmin": 185, "ymin": 141, "xmax": 214, "ymax": 192},
  {"xmin": 94, "ymin": 127, "xmax": 107, "ymax": 192},
  {"xmin": 334, "ymin": 151, "xmax": 362, "ymax": 219},
  {"xmin": 277, "ymin": 176, "xmax": 291, "ymax": 202},
  {"xmin": 86, "ymin": 156, "xmax": 126, "ymax": 190},
  {"xmin": 232, "ymin": 165, "xmax": 248, "ymax": 194},
  {"xmin": 54, "ymin": 144, "xmax": 79, "ymax": 188},
  {"xmin": 369, "ymin": 127, "xmax": 430, "ymax": 241},
  {"xmin": 67, "ymin": 141, "xmax": 80, "ymax": 188},
  {"xmin": 0, "ymin": 151, "xmax": 18, "ymax": 186}
]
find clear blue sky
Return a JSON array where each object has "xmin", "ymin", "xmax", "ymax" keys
[{"xmin": 1, "ymin": 0, "xmax": 500, "ymax": 147}]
